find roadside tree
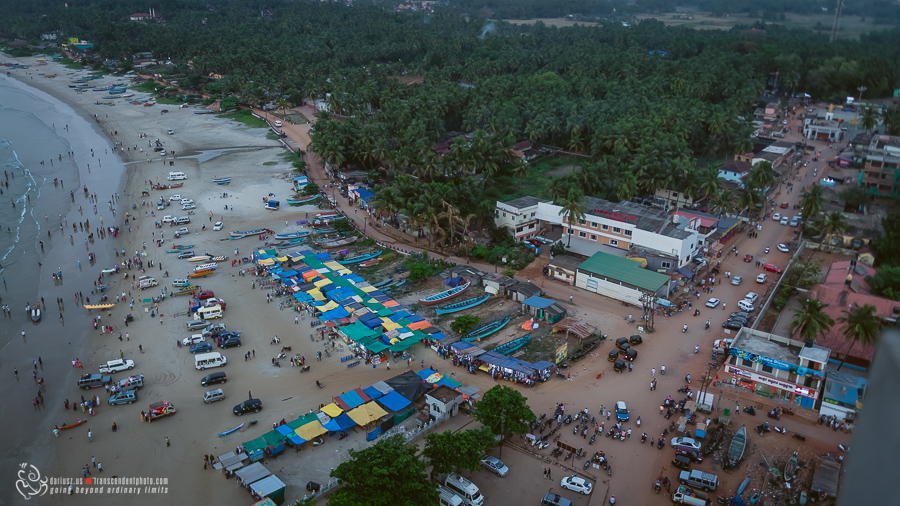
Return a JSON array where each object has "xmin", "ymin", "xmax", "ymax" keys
[
  {"xmin": 422, "ymin": 427, "xmax": 495, "ymax": 479},
  {"xmin": 473, "ymin": 385, "xmax": 535, "ymax": 441}
]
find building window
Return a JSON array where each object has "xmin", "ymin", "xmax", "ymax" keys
[
  {"xmin": 741, "ymin": 358, "xmax": 752, "ymax": 367},
  {"xmin": 672, "ymin": 192, "xmax": 679, "ymax": 198},
  {"xmin": 761, "ymin": 364, "xmax": 773, "ymax": 373},
  {"xmin": 432, "ymin": 404, "xmax": 441, "ymax": 414},
  {"xmin": 590, "ymin": 222, "xmax": 598, "ymax": 228},
  {"xmin": 590, "ymin": 234, "xmax": 597, "ymax": 240},
  {"xmin": 567, "ymin": 228, "xmax": 573, "ymax": 235},
  {"xmin": 610, "ymin": 239, "xmax": 618, "ymax": 246},
  {"xmin": 624, "ymin": 230, "xmax": 632, "ymax": 237},
  {"xmin": 502, "ymin": 212, "xmax": 507, "ymax": 218},
  {"xmin": 661, "ymin": 261, "xmax": 672, "ymax": 269},
  {"xmin": 612, "ymin": 227, "xmax": 621, "ymax": 233},
  {"xmin": 578, "ymin": 218, "xmax": 586, "ymax": 225},
  {"xmin": 579, "ymin": 231, "xmax": 586, "ymax": 238},
  {"xmin": 601, "ymin": 224, "xmax": 609, "ymax": 231}
]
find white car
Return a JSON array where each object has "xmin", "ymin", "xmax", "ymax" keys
[
  {"xmin": 756, "ymin": 273, "xmax": 768, "ymax": 283},
  {"xmin": 670, "ymin": 437, "xmax": 702, "ymax": 451},
  {"xmin": 182, "ymin": 203, "xmax": 197, "ymax": 210},
  {"xmin": 274, "ymin": 120, "xmax": 282, "ymax": 127},
  {"xmin": 162, "ymin": 215, "xmax": 175, "ymax": 223},
  {"xmin": 480, "ymin": 455, "xmax": 509, "ymax": 477},
  {"xmin": 99, "ymin": 359, "xmax": 135, "ymax": 374},
  {"xmin": 731, "ymin": 276, "xmax": 743, "ymax": 286},
  {"xmin": 167, "ymin": 129, "xmax": 174, "ymax": 135},
  {"xmin": 744, "ymin": 292, "xmax": 759, "ymax": 304},
  {"xmin": 180, "ymin": 199, "xmax": 194, "ymax": 206},
  {"xmin": 213, "ymin": 221, "xmax": 223, "ymax": 231},
  {"xmin": 169, "ymin": 194, "xmax": 182, "ymax": 201},
  {"xmin": 560, "ymin": 476, "xmax": 592, "ymax": 495},
  {"xmin": 175, "ymin": 227, "xmax": 189, "ymax": 235},
  {"xmin": 182, "ymin": 334, "xmax": 205, "ymax": 346},
  {"xmin": 772, "ymin": 213, "xmax": 781, "ymax": 221},
  {"xmin": 705, "ymin": 298, "xmax": 720, "ymax": 308},
  {"xmin": 780, "ymin": 216, "xmax": 789, "ymax": 225},
  {"xmin": 777, "ymin": 243, "xmax": 790, "ymax": 253}
]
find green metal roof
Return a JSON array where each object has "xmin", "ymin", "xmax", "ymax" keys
[{"xmin": 578, "ymin": 252, "xmax": 670, "ymax": 292}]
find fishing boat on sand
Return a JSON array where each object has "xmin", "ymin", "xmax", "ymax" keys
[
  {"xmin": 230, "ymin": 229, "xmax": 270, "ymax": 238},
  {"xmin": 57, "ymin": 419, "xmax": 88, "ymax": 430},
  {"xmin": 174, "ymin": 244, "xmax": 194, "ymax": 250},
  {"xmin": 210, "ymin": 256, "xmax": 228, "ymax": 262},
  {"xmin": 218, "ymin": 422, "xmax": 244, "ymax": 437},
  {"xmin": 784, "ymin": 451, "xmax": 798, "ymax": 482},
  {"xmin": 83, "ymin": 303, "xmax": 116, "ymax": 310},
  {"xmin": 188, "ymin": 269, "xmax": 213, "ymax": 278},
  {"xmin": 315, "ymin": 236, "xmax": 357, "ymax": 249},
  {"xmin": 726, "ymin": 425, "xmax": 748, "ymax": 469},
  {"xmin": 358, "ymin": 258, "xmax": 381, "ymax": 268},
  {"xmin": 194, "ymin": 110, "xmax": 214, "ymax": 115},
  {"xmin": 153, "ymin": 183, "xmax": 183, "ymax": 190},
  {"xmin": 435, "ymin": 294, "xmax": 490, "ymax": 315},
  {"xmin": 372, "ymin": 278, "xmax": 394, "ymax": 289},
  {"xmin": 386, "ymin": 279, "xmax": 406, "ymax": 290},
  {"xmin": 273, "ymin": 232, "xmax": 309, "ymax": 240},
  {"xmin": 419, "ymin": 279, "xmax": 470, "ymax": 306},
  {"xmin": 338, "ymin": 250, "xmax": 383, "ymax": 265},
  {"xmin": 31, "ymin": 306, "xmax": 41, "ymax": 322},
  {"xmin": 187, "ymin": 256, "xmax": 211, "ymax": 262},
  {"xmin": 463, "ymin": 316, "xmax": 511, "ymax": 342},
  {"xmin": 286, "ymin": 195, "xmax": 320, "ymax": 205},
  {"xmin": 211, "ymin": 177, "xmax": 231, "ymax": 184},
  {"xmin": 173, "ymin": 286, "xmax": 198, "ymax": 296},
  {"xmin": 492, "ymin": 334, "xmax": 532, "ymax": 355}
]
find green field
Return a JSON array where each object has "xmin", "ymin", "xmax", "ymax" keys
[
  {"xmin": 636, "ymin": 9, "xmax": 895, "ymax": 40},
  {"xmin": 493, "ymin": 156, "xmax": 588, "ymax": 202},
  {"xmin": 219, "ymin": 109, "xmax": 268, "ymax": 128}
]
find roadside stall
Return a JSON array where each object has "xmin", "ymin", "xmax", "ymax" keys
[
  {"xmin": 249, "ymin": 475, "xmax": 286, "ymax": 504},
  {"xmin": 234, "ymin": 462, "xmax": 272, "ymax": 490}
]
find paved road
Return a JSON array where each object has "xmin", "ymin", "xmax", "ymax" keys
[{"xmin": 256, "ymin": 105, "xmax": 851, "ymax": 504}]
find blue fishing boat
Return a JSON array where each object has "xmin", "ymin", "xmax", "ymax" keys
[
  {"xmin": 491, "ymin": 334, "xmax": 531, "ymax": 355},
  {"xmin": 230, "ymin": 229, "xmax": 270, "ymax": 238},
  {"xmin": 274, "ymin": 231, "xmax": 310, "ymax": 240},
  {"xmin": 386, "ymin": 279, "xmax": 406, "ymax": 290},
  {"xmin": 338, "ymin": 250, "xmax": 383, "ymax": 265},
  {"xmin": 286, "ymin": 195, "xmax": 320, "ymax": 205},
  {"xmin": 218, "ymin": 422, "xmax": 244, "ymax": 437},
  {"xmin": 419, "ymin": 279, "xmax": 470, "ymax": 306},
  {"xmin": 372, "ymin": 278, "xmax": 394, "ymax": 289},
  {"xmin": 435, "ymin": 294, "xmax": 490, "ymax": 315},
  {"xmin": 211, "ymin": 177, "xmax": 231, "ymax": 183},
  {"xmin": 463, "ymin": 316, "xmax": 511, "ymax": 342}
]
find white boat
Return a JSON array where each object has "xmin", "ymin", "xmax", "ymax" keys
[
  {"xmin": 187, "ymin": 256, "xmax": 211, "ymax": 262},
  {"xmin": 194, "ymin": 263, "xmax": 217, "ymax": 271}
]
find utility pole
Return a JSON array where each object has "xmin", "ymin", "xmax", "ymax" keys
[
  {"xmin": 857, "ymin": 86, "xmax": 867, "ymax": 107},
  {"xmin": 829, "ymin": 0, "xmax": 844, "ymax": 43}
]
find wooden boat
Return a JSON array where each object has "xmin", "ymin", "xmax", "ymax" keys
[
  {"xmin": 419, "ymin": 280, "xmax": 470, "ymax": 306},
  {"xmin": 358, "ymin": 258, "xmax": 381, "ymax": 268},
  {"xmin": 58, "ymin": 419, "xmax": 88, "ymax": 430},
  {"xmin": 210, "ymin": 256, "xmax": 227, "ymax": 262},
  {"xmin": 727, "ymin": 425, "xmax": 748, "ymax": 469},
  {"xmin": 337, "ymin": 250, "xmax": 382, "ymax": 265},
  {"xmin": 43, "ymin": 74, "xmax": 57, "ymax": 78},
  {"xmin": 93, "ymin": 87, "xmax": 110, "ymax": 91},
  {"xmin": 187, "ymin": 256, "xmax": 211, "ymax": 262},
  {"xmin": 286, "ymin": 195, "xmax": 320, "ymax": 205},
  {"xmin": 387, "ymin": 279, "xmax": 406, "ymax": 290},
  {"xmin": 216, "ymin": 181, "xmax": 230, "ymax": 186},
  {"xmin": 316, "ymin": 211, "xmax": 338, "ymax": 218},
  {"xmin": 188, "ymin": 269, "xmax": 213, "ymax": 278},
  {"xmin": 175, "ymin": 245, "xmax": 195, "ymax": 250},
  {"xmin": 372, "ymin": 278, "xmax": 394, "ymax": 289},
  {"xmin": 152, "ymin": 183, "xmax": 183, "ymax": 190},
  {"xmin": 463, "ymin": 316, "xmax": 511, "ymax": 342},
  {"xmin": 211, "ymin": 177, "xmax": 231, "ymax": 183},
  {"xmin": 194, "ymin": 110, "xmax": 214, "ymax": 114},
  {"xmin": 218, "ymin": 422, "xmax": 244, "ymax": 437},
  {"xmin": 194, "ymin": 263, "xmax": 217, "ymax": 271},
  {"xmin": 230, "ymin": 229, "xmax": 269, "ymax": 238},
  {"xmin": 435, "ymin": 293, "xmax": 490, "ymax": 315},
  {"xmin": 492, "ymin": 334, "xmax": 532, "ymax": 355},
  {"xmin": 83, "ymin": 303, "xmax": 116, "ymax": 309},
  {"xmin": 784, "ymin": 451, "xmax": 798, "ymax": 482},
  {"xmin": 173, "ymin": 286, "xmax": 198, "ymax": 296},
  {"xmin": 274, "ymin": 232, "xmax": 309, "ymax": 240},
  {"xmin": 315, "ymin": 236, "xmax": 357, "ymax": 249}
]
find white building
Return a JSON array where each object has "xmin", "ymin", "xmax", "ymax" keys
[{"xmin": 495, "ymin": 196, "xmax": 548, "ymax": 240}]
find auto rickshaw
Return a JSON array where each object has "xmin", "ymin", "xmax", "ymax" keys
[
  {"xmin": 613, "ymin": 359, "xmax": 627, "ymax": 373},
  {"xmin": 607, "ymin": 350, "xmax": 619, "ymax": 363}
]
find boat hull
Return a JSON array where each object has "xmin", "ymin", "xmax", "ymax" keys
[
  {"xmin": 435, "ymin": 294, "xmax": 490, "ymax": 315},
  {"xmin": 463, "ymin": 316, "xmax": 511, "ymax": 341},
  {"xmin": 420, "ymin": 280, "xmax": 470, "ymax": 306},
  {"xmin": 492, "ymin": 334, "xmax": 532, "ymax": 355}
]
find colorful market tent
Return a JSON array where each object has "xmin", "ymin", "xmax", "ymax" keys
[
  {"xmin": 377, "ymin": 390, "xmax": 412, "ymax": 412},
  {"xmin": 347, "ymin": 402, "xmax": 388, "ymax": 426},
  {"xmin": 322, "ymin": 413, "xmax": 357, "ymax": 432},
  {"xmin": 294, "ymin": 420, "xmax": 327, "ymax": 440}
]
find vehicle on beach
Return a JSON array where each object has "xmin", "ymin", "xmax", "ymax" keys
[
  {"xmin": 108, "ymin": 390, "xmax": 138, "ymax": 405},
  {"xmin": 77, "ymin": 374, "xmax": 112, "ymax": 389},
  {"xmin": 204, "ymin": 298, "xmax": 226, "ymax": 309},
  {"xmin": 201, "ymin": 372, "xmax": 227, "ymax": 386},
  {"xmin": 213, "ymin": 221, "xmax": 223, "ymax": 231},
  {"xmin": 730, "ymin": 276, "xmax": 743, "ymax": 286},
  {"xmin": 186, "ymin": 319, "xmax": 210, "ymax": 330},
  {"xmin": 190, "ymin": 342, "xmax": 213, "ymax": 354},
  {"xmin": 218, "ymin": 336, "xmax": 242, "ymax": 349},
  {"xmin": 176, "ymin": 251, "xmax": 194, "ymax": 259},
  {"xmin": 99, "ymin": 359, "xmax": 135, "ymax": 374},
  {"xmin": 705, "ymin": 298, "xmax": 720, "ymax": 308},
  {"xmin": 111, "ymin": 375, "xmax": 144, "ymax": 392},
  {"xmin": 183, "ymin": 334, "xmax": 205, "ymax": 346},
  {"xmin": 670, "ymin": 437, "xmax": 702, "ymax": 451},
  {"xmin": 145, "ymin": 401, "xmax": 177, "ymax": 422},
  {"xmin": 169, "ymin": 195, "xmax": 182, "ymax": 201},
  {"xmin": 615, "ymin": 400, "xmax": 629, "ymax": 421},
  {"xmin": 233, "ymin": 398, "xmax": 263, "ymax": 416},
  {"xmin": 167, "ymin": 129, "xmax": 174, "ymax": 134},
  {"xmin": 182, "ymin": 203, "xmax": 196, "ymax": 210},
  {"xmin": 197, "ymin": 290, "xmax": 215, "ymax": 300},
  {"xmin": 172, "ymin": 278, "xmax": 191, "ymax": 286},
  {"xmin": 777, "ymin": 244, "xmax": 790, "ymax": 253},
  {"xmin": 175, "ymin": 227, "xmax": 189, "ymax": 235},
  {"xmin": 180, "ymin": 198, "xmax": 194, "ymax": 205},
  {"xmin": 195, "ymin": 352, "xmax": 227, "ymax": 370}
]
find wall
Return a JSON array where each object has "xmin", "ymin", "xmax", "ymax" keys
[{"xmin": 575, "ymin": 270, "xmax": 643, "ymax": 305}]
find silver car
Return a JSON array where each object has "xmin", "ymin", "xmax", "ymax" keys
[
  {"xmin": 186, "ymin": 319, "xmax": 210, "ymax": 330},
  {"xmin": 480, "ymin": 455, "xmax": 509, "ymax": 477},
  {"xmin": 670, "ymin": 437, "xmax": 702, "ymax": 451},
  {"xmin": 730, "ymin": 276, "xmax": 743, "ymax": 286}
]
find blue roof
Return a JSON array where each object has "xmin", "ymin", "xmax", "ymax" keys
[
  {"xmin": 378, "ymin": 390, "xmax": 412, "ymax": 412},
  {"xmin": 338, "ymin": 390, "xmax": 365, "ymax": 409},
  {"xmin": 521, "ymin": 296, "xmax": 556, "ymax": 308},
  {"xmin": 322, "ymin": 413, "xmax": 357, "ymax": 432},
  {"xmin": 320, "ymin": 307, "xmax": 351, "ymax": 320},
  {"xmin": 416, "ymin": 368, "xmax": 437, "ymax": 380},
  {"xmin": 363, "ymin": 386, "xmax": 383, "ymax": 400}
]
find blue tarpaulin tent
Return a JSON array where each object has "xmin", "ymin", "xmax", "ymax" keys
[
  {"xmin": 320, "ymin": 306, "xmax": 351, "ymax": 321},
  {"xmin": 337, "ymin": 390, "xmax": 366, "ymax": 409},
  {"xmin": 378, "ymin": 390, "xmax": 413, "ymax": 412},
  {"xmin": 363, "ymin": 386, "xmax": 384, "ymax": 400},
  {"xmin": 444, "ymin": 276, "xmax": 465, "ymax": 288},
  {"xmin": 322, "ymin": 413, "xmax": 357, "ymax": 432}
]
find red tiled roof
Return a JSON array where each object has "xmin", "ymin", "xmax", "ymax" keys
[
  {"xmin": 808, "ymin": 284, "xmax": 898, "ymax": 361},
  {"xmin": 672, "ymin": 210, "xmax": 717, "ymax": 228},
  {"xmin": 719, "ymin": 160, "xmax": 752, "ymax": 174},
  {"xmin": 822, "ymin": 261, "xmax": 875, "ymax": 294}
]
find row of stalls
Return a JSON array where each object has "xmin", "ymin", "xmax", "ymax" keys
[
  {"xmin": 445, "ymin": 340, "xmax": 555, "ymax": 386},
  {"xmin": 254, "ymin": 249, "xmax": 448, "ymax": 362}
]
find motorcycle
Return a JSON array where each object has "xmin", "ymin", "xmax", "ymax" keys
[
  {"xmin": 765, "ymin": 247, "xmax": 770, "ymax": 254},
  {"xmin": 705, "ymin": 320, "xmax": 710, "ymax": 330},
  {"xmin": 270, "ymin": 337, "xmax": 281, "ymax": 345},
  {"xmin": 839, "ymin": 444, "xmax": 850, "ymax": 452},
  {"xmin": 743, "ymin": 406, "xmax": 756, "ymax": 416},
  {"xmin": 682, "ymin": 324, "xmax": 688, "ymax": 333},
  {"xmin": 654, "ymin": 480, "xmax": 661, "ymax": 493},
  {"xmin": 641, "ymin": 433, "xmax": 647, "ymax": 443},
  {"xmin": 281, "ymin": 346, "xmax": 292, "ymax": 352},
  {"xmin": 694, "ymin": 345, "xmax": 700, "ymax": 354},
  {"xmin": 607, "ymin": 465, "xmax": 612, "ymax": 476},
  {"xmin": 767, "ymin": 410, "xmax": 781, "ymax": 421},
  {"xmin": 678, "ymin": 386, "xmax": 691, "ymax": 393},
  {"xmin": 656, "ymin": 439, "xmax": 664, "ymax": 449},
  {"xmin": 583, "ymin": 460, "xmax": 591, "ymax": 470},
  {"xmin": 312, "ymin": 438, "xmax": 324, "ymax": 446},
  {"xmin": 660, "ymin": 365, "xmax": 666, "ymax": 375},
  {"xmin": 774, "ymin": 426, "xmax": 786, "ymax": 434},
  {"xmin": 564, "ymin": 415, "xmax": 572, "ymax": 425},
  {"xmin": 792, "ymin": 433, "xmax": 807, "ymax": 441},
  {"xmin": 589, "ymin": 434, "xmax": 596, "ymax": 445},
  {"xmin": 315, "ymin": 380, "xmax": 324, "ymax": 388}
]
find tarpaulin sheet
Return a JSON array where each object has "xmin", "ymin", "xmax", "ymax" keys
[
  {"xmin": 262, "ymin": 430, "xmax": 287, "ymax": 447},
  {"xmin": 321, "ymin": 403, "xmax": 344, "ymax": 417},
  {"xmin": 302, "ymin": 270, "xmax": 318, "ymax": 281},
  {"xmin": 377, "ymin": 390, "xmax": 412, "ymax": 412},
  {"xmin": 242, "ymin": 437, "xmax": 268, "ymax": 454},
  {"xmin": 288, "ymin": 434, "xmax": 305, "ymax": 445},
  {"xmin": 275, "ymin": 255, "xmax": 289, "ymax": 262},
  {"xmin": 444, "ymin": 276, "xmax": 465, "ymax": 288},
  {"xmin": 293, "ymin": 421, "xmax": 327, "ymax": 440},
  {"xmin": 382, "ymin": 300, "xmax": 400, "ymax": 308},
  {"xmin": 287, "ymin": 412, "xmax": 319, "ymax": 430},
  {"xmin": 317, "ymin": 300, "xmax": 339, "ymax": 312},
  {"xmin": 451, "ymin": 341, "xmax": 478, "ymax": 353},
  {"xmin": 388, "ymin": 339, "xmax": 419, "ymax": 352},
  {"xmin": 275, "ymin": 424, "xmax": 295, "ymax": 436},
  {"xmin": 322, "ymin": 413, "xmax": 357, "ymax": 432},
  {"xmin": 371, "ymin": 381, "xmax": 394, "ymax": 395},
  {"xmin": 363, "ymin": 386, "xmax": 383, "ymax": 400},
  {"xmin": 340, "ymin": 321, "xmax": 380, "ymax": 342},
  {"xmin": 307, "ymin": 289, "xmax": 325, "ymax": 301},
  {"xmin": 353, "ymin": 388, "xmax": 372, "ymax": 403},
  {"xmin": 381, "ymin": 319, "xmax": 402, "ymax": 331},
  {"xmin": 416, "ymin": 369, "xmax": 437, "ymax": 380},
  {"xmin": 347, "ymin": 402, "xmax": 388, "ymax": 426},
  {"xmin": 436, "ymin": 375, "xmax": 462, "ymax": 388},
  {"xmin": 407, "ymin": 320, "xmax": 431, "ymax": 331},
  {"xmin": 257, "ymin": 258, "xmax": 275, "ymax": 266},
  {"xmin": 344, "ymin": 274, "xmax": 365, "ymax": 283},
  {"xmin": 321, "ymin": 307, "xmax": 351, "ymax": 321}
]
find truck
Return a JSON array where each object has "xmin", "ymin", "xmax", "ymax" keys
[
  {"xmin": 139, "ymin": 277, "xmax": 158, "ymax": 289},
  {"xmin": 99, "ymin": 359, "xmax": 135, "ymax": 374},
  {"xmin": 145, "ymin": 401, "xmax": 177, "ymax": 422},
  {"xmin": 713, "ymin": 338, "xmax": 733, "ymax": 355},
  {"xmin": 77, "ymin": 374, "xmax": 112, "ymax": 390},
  {"xmin": 672, "ymin": 486, "xmax": 709, "ymax": 506},
  {"xmin": 110, "ymin": 374, "xmax": 144, "ymax": 393}
]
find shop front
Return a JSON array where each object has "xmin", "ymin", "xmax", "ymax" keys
[{"xmin": 724, "ymin": 365, "xmax": 819, "ymax": 409}]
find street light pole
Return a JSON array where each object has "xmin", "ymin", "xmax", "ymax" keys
[{"xmin": 857, "ymin": 86, "xmax": 867, "ymax": 106}]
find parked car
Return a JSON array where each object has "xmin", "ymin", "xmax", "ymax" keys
[
  {"xmin": 167, "ymin": 129, "xmax": 174, "ymax": 135},
  {"xmin": 175, "ymin": 227, "xmax": 189, "ymax": 235},
  {"xmin": 99, "ymin": 359, "xmax": 135, "ymax": 374},
  {"xmin": 744, "ymin": 292, "xmax": 759, "ymax": 304},
  {"xmin": 204, "ymin": 298, "xmax": 226, "ymax": 309},
  {"xmin": 480, "ymin": 455, "xmax": 509, "ymax": 477},
  {"xmin": 763, "ymin": 264, "xmax": 782, "ymax": 273},
  {"xmin": 790, "ymin": 217, "xmax": 800, "ymax": 227},
  {"xmin": 670, "ymin": 437, "xmax": 702, "ymax": 451},
  {"xmin": 180, "ymin": 198, "xmax": 194, "ymax": 206},
  {"xmin": 182, "ymin": 334, "xmax": 205, "ymax": 346},
  {"xmin": 756, "ymin": 273, "xmax": 768, "ymax": 283},
  {"xmin": 213, "ymin": 221, "xmax": 223, "ymax": 231},
  {"xmin": 169, "ymin": 194, "xmax": 182, "ymax": 201},
  {"xmin": 177, "ymin": 251, "xmax": 195, "ymax": 259},
  {"xmin": 615, "ymin": 400, "xmax": 629, "ymax": 421},
  {"xmin": 162, "ymin": 215, "xmax": 176, "ymax": 223},
  {"xmin": 772, "ymin": 213, "xmax": 781, "ymax": 221},
  {"xmin": 777, "ymin": 243, "xmax": 790, "ymax": 253},
  {"xmin": 780, "ymin": 216, "xmax": 789, "ymax": 225},
  {"xmin": 730, "ymin": 312, "xmax": 750, "ymax": 319},
  {"xmin": 218, "ymin": 336, "xmax": 242, "ymax": 349},
  {"xmin": 108, "ymin": 390, "xmax": 138, "ymax": 405},
  {"xmin": 628, "ymin": 335, "xmax": 643, "ymax": 346},
  {"xmin": 233, "ymin": 398, "xmax": 262, "ymax": 416},
  {"xmin": 722, "ymin": 320, "xmax": 744, "ymax": 330},
  {"xmin": 186, "ymin": 320, "xmax": 210, "ymax": 330},
  {"xmin": 676, "ymin": 446, "xmax": 704, "ymax": 463},
  {"xmin": 743, "ymin": 254, "xmax": 753, "ymax": 262},
  {"xmin": 560, "ymin": 476, "xmax": 592, "ymax": 495},
  {"xmin": 182, "ymin": 203, "xmax": 197, "ymax": 211},
  {"xmin": 197, "ymin": 290, "xmax": 215, "ymax": 300},
  {"xmin": 705, "ymin": 298, "xmax": 720, "ymax": 308},
  {"xmin": 190, "ymin": 342, "xmax": 213, "ymax": 354},
  {"xmin": 731, "ymin": 276, "xmax": 743, "ymax": 286}
]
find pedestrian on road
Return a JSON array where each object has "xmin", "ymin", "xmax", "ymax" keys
[
  {"xmin": 652, "ymin": 368, "xmax": 656, "ymax": 377},
  {"xmin": 165, "ymin": 436, "xmax": 170, "ymax": 447},
  {"xmin": 88, "ymin": 429, "xmax": 93, "ymax": 442},
  {"xmin": 97, "ymin": 462, "xmax": 102, "ymax": 473},
  {"xmin": 249, "ymin": 391, "xmax": 252, "ymax": 400}
]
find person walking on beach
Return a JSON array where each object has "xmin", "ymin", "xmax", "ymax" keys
[
  {"xmin": 165, "ymin": 436, "xmax": 170, "ymax": 447},
  {"xmin": 88, "ymin": 429, "xmax": 93, "ymax": 443}
]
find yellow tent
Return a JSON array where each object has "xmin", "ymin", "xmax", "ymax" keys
[
  {"xmin": 347, "ymin": 402, "xmax": 388, "ymax": 426},
  {"xmin": 321, "ymin": 403, "xmax": 344, "ymax": 418},
  {"xmin": 307, "ymin": 289, "xmax": 325, "ymax": 301},
  {"xmin": 294, "ymin": 420, "xmax": 328, "ymax": 440}
]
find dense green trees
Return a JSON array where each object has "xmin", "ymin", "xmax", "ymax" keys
[{"xmin": 789, "ymin": 298, "xmax": 835, "ymax": 345}]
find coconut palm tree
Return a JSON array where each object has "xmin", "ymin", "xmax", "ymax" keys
[
  {"xmin": 799, "ymin": 184, "xmax": 827, "ymax": 220},
  {"xmin": 698, "ymin": 166, "xmax": 724, "ymax": 202},
  {"xmin": 558, "ymin": 188, "xmax": 587, "ymax": 247},
  {"xmin": 710, "ymin": 188, "xmax": 735, "ymax": 218},
  {"xmin": 747, "ymin": 161, "xmax": 776, "ymax": 191},
  {"xmin": 736, "ymin": 186, "xmax": 763, "ymax": 217},
  {"xmin": 789, "ymin": 298, "xmax": 835, "ymax": 346},
  {"xmin": 616, "ymin": 172, "xmax": 640, "ymax": 202},
  {"xmin": 818, "ymin": 211, "xmax": 848, "ymax": 239},
  {"xmin": 835, "ymin": 304, "xmax": 882, "ymax": 370},
  {"xmin": 861, "ymin": 107, "xmax": 880, "ymax": 132}
]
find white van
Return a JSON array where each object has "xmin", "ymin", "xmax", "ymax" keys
[
  {"xmin": 175, "ymin": 216, "xmax": 191, "ymax": 225},
  {"xmin": 438, "ymin": 486, "xmax": 465, "ymax": 506},
  {"xmin": 167, "ymin": 171, "xmax": 187, "ymax": 181},
  {"xmin": 194, "ymin": 352, "xmax": 227, "ymax": 370},
  {"xmin": 443, "ymin": 474, "xmax": 483, "ymax": 506},
  {"xmin": 196, "ymin": 306, "xmax": 223, "ymax": 320},
  {"xmin": 737, "ymin": 300, "xmax": 755, "ymax": 313}
]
